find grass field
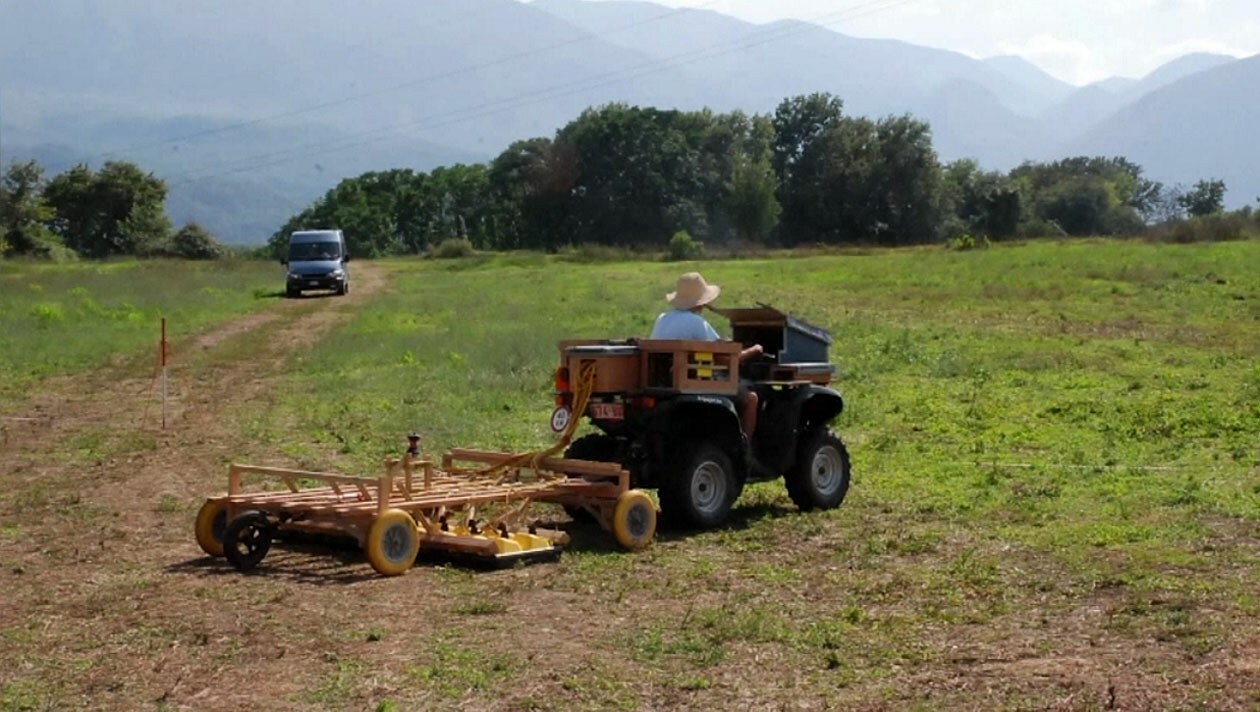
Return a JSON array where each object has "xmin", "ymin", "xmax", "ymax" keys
[
  {"xmin": 0, "ymin": 259, "xmax": 282, "ymax": 405},
  {"xmin": 0, "ymin": 239, "xmax": 1257, "ymax": 710}
]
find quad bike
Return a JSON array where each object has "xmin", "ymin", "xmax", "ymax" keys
[{"xmin": 551, "ymin": 304, "xmax": 851, "ymax": 528}]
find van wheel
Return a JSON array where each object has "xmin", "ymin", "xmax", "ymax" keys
[{"xmin": 660, "ymin": 443, "xmax": 738, "ymax": 529}]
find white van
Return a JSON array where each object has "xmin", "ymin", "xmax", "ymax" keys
[{"xmin": 283, "ymin": 229, "xmax": 350, "ymax": 297}]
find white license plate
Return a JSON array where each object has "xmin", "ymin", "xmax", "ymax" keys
[
  {"xmin": 589, "ymin": 403, "xmax": 624, "ymax": 420},
  {"xmin": 308, "ymin": 280, "xmax": 320, "ymax": 286}
]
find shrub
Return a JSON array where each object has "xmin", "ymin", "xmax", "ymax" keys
[
  {"xmin": 666, "ymin": 231, "xmax": 704, "ymax": 261},
  {"xmin": 429, "ymin": 237, "xmax": 476, "ymax": 259},
  {"xmin": 1016, "ymin": 219, "xmax": 1067, "ymax": 239},
  {"xmin": 171, "ymin": 222, "xmax": 227, "ymax": 260},
  {"xmin": 556, "ymin": 243, "xmax": 638, "ymax": 263},
  {"xmin": 947, "ymin": 234, "xmax": 991, "ymax": 251},
  {"xmin": 1145, "ymin": 213, "xmax": 1251, "ymax": 244}
]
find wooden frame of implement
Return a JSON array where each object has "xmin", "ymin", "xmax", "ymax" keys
[{"xmin": 194, "ymin": 448, "xmax": 657, "ymax": 576}]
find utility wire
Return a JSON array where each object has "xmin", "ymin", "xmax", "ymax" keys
[
  {"xmin": 48, "ymin": 0, "xmax": 725, "ymax": 172},
  {"xmin": 170, "ymin": 0, "xmax": 917, "ymax": 186}
]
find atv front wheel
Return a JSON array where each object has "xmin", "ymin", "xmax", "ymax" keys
[
  {"xmin": 660, "ymin": 443, "xmax": 739, "ymax": 529},
  {"xmin": 785, "ymin": 429, "xmax": 850, "ymax": 511}
]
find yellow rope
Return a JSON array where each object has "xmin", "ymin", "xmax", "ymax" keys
[{"xmin": 473, "ymin": 360, "xmax": 598, "ymax": 484}]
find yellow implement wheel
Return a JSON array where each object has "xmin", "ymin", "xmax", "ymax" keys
[
  {"xmin": 194, "ymin": 499, "xmax": 228, "ymax": 558},
  {"xmin": 612, "ymin": 490, "xmax": 657, "ymax": 550},
  {"xmin": 366, "ymin": 509, "xmax": 420, "ymax": 576}
]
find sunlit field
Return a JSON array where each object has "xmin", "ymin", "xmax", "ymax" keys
[{"xmin": 0, "ymin": 259, "xmax": 282, "ymax": 405}]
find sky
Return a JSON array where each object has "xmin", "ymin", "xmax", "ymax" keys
[{"xmin": 566, "ymin": 0, "xmax": 1260, "ymax": 85}]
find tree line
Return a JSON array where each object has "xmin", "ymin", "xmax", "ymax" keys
[
  {"xmin": 2, "ymin": 92, "xmax": 1242, "ymax": 262},
  {"xmin": 0, "ymin": 161, "xmax": 226, "ymax": 260},
  {"xmin": 271, "ymin": 93, "xmax": 1237, "ymax": 257}
]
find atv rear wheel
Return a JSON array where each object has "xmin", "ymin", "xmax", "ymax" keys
[
  {"xmin": 785, "ymin": 429, "xmax": 850, "ymax": 511},
  {"xmin": 660, "ymin": 443, "xmax": 739, "ymax": 529}
]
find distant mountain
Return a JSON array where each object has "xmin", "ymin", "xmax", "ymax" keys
[
  {"xmin": 979, "ymin": 55, "xmax": 1077, "ymax": 110},
  {"xmin": 1, "ymin": 0, "xmax": 714, "ymax": 241},
  {"xmin": 1129, "ymin": 53, "xmax": 1237, "ymax": 98},
  {"xmin": 1039, "ymin": 53, "xmax": 1238, "ymax": 146},
  {"xmin": 1, "ymin": 0, "xmax": 1253, "ymax": 241},
  {"xmin": 1066, "ymin": 54, "xmax": 1260, "ymax": 208},
  {"xmin": 533, "ymin": 0, "xmax": 1073, "ymax": 128}
]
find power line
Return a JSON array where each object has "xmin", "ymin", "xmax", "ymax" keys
[
  {"xmin": 47, "ymin": 0, "xmax": 725, "ymax": 172},
  {"xmin": 169, "ymin": 0, "xmax": 918, "ymax": 187}
]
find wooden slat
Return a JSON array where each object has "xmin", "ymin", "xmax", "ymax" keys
[
  {"xmin": 231, "ymin": 464, "xmax": 379, "ymax": 486},
  {"xmin": 420, "ymin": 531, "xmax": 499, "ymax": 556},
  {"xmin": 444, "ymin": 449, "xmax": 625, "ymax": 478}
]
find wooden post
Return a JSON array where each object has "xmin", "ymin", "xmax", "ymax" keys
[{"xmin": 160, "ymin": 318, "xmax": 168, "ymax": 429}]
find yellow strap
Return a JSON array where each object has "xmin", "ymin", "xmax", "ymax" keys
[{"xmin": 475, "ymin": 360, "xmax": 598, "ymax": 483}]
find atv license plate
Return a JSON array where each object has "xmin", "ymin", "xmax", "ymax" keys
[{"xmin": 589, "ymin": 403, "xmax": 624, "ymax": 420}]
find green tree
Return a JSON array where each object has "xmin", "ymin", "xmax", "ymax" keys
[
  {"xmin": 489, "ymin": 137, "xmax": 578, "ymax": 250},
  {"xmin": 775, "ymin": 110, "xmax": 944, "ymax": 244},
  {"xmin": 120, "ymin": 201, "xmax": 174, "ymax": 256},
  {"xmin": 0, "ymin": 160, "xmax": 59, "ymax": 256},
  {"xmin": 942, "ymin": 159, "xmax": 1023, "ymax": 240},
  {"xmin": 1010, "ymin": 157, "xmax": 1157, "ymax": 235},
  {"xmin": 1178, "ymin": 179, "xmax": 1226, "ymax": 217},
  {"xmin": 44, "ymin": 161, "xmax": 172, "ymax": 257},
  {"xmin": 868, "ymin": 114, "xmax": 945, "ymax": 244},
  {"xmin": 771, "ymin": 93, "xmax": 844, "ymax": 183},
  {"xmin": 1037, "ymin": 176, "xmax": 1113, "ymax": 235},
  {"xmin": 559, "ymin": 104, "xmax": 688, "ymax": 245},
  {"xmin": 171, "ymin": 222, "xmax": 227, "ymax": 259},
  {"xmin": 727, "ymin": 155, "xmax": 780, "ymax": 243}
]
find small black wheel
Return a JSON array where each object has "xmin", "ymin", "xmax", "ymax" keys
[
  {"xmin": 785, "ymin": 429, "xmax": 851, "ymax": 511},
  {"xmin": 222, "ymin": 511, "xmax": 274, "ymax": 571},
  {"xmin": 660, "ymin": 443, "xmax": 738, "ymax": 529},
  {"xmin": 286, "ymin": 287, "xmax": 301, "ymax": 299}
]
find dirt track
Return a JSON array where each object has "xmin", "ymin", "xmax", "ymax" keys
[{"xmin": 0, "ymin": 265, "xmax": 423, "ymax": 708}]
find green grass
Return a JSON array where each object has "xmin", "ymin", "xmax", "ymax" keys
[{"xmin": 0, "ymin": 258, "xmax": 283, "ymax": 406}]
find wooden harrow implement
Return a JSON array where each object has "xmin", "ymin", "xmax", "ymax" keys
[
  {"xmin": 193, "ymin": 362, "xmax": 658, "ymax": 576},
  {"xmin": 194, "ymin": 447, "xmax": 656, "ymax": 576}
]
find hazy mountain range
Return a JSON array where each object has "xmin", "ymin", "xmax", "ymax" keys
[{"xmin": 1, "ymin": 0, "xmax": 1255, "ymax": 243}]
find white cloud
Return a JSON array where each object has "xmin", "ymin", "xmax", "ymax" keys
[{"xmin": 996, "ymin": 35, "xmax": 1106, "ymax": 85}]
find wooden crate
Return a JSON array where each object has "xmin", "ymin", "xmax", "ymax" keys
[{"xmin": 637, "ymin": 339, "xmax": 740, "ymax": 395}]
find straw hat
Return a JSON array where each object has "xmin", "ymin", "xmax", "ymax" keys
[{"xmin": 667, "ymin": 272, "xmax": 721, "ymax": 309}]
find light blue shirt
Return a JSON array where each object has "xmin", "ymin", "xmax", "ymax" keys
[{"xmin": 650, "ymin": 309, "xmax": 721, "ymax": 340}]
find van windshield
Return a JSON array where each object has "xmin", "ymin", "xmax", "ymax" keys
[{"xmin": 289, "ymin": 242, "xmax": 341, "ymax": 261}]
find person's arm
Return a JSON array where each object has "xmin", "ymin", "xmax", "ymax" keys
[{"xmin": 740, "ymin": 343, "xmax": 763, "ymax": 360}]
